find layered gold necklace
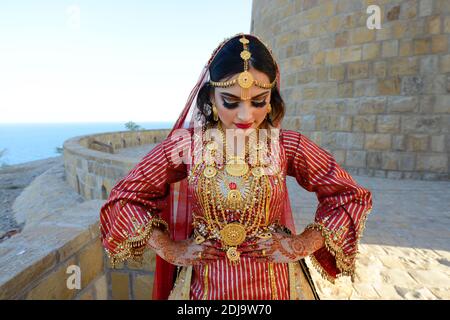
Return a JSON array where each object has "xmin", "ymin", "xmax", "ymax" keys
[{"xmin": 192, "ymin": 122, "xmax": 273, "ymax": 263}]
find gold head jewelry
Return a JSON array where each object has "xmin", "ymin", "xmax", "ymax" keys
[{"xmin": 209, "ymin": 35, "xmax": 277, "ymax": 100}]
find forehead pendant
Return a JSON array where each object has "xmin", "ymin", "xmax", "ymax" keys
[{"xmin": 209, "ymin": 34, "xmax": 276, "ymax": 100}]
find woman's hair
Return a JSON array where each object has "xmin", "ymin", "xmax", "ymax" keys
[{"xmin": 196, "ymin": 35, "xmax": 285, "ymax": 127}]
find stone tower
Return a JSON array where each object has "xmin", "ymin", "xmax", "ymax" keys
[{"xmin": 251, "ymin": 0, "xmax": 450, "ymax": 180}]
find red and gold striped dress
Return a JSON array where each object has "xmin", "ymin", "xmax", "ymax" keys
[{"xmin": 99, "ymin": 127, "xmax": 372, "ymax": 300}]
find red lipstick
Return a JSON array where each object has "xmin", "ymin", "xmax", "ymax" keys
[{"xmin": 234, "ymin": 122, "xmax": 253, "ymax": 129}]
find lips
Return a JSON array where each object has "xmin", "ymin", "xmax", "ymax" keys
[{"xmin": 234, "ymin": 122, "xmax": 253, "ymax": 129}]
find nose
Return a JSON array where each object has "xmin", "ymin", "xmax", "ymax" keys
[{"xmin": 236, "ymin": 102, "xmax": 254, "ymax": 122}]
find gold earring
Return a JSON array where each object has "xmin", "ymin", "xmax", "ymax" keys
[
  {"xmin": 266, "ymin": 103, "xmax": 272, "ymax": 122},
  {"xmin": 212, "ymin": 103, "xmax": 218, "ymax": 121}
]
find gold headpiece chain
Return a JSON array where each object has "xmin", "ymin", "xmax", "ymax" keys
[{"xmin": 209, "ymin": 35, "xmax": 277, "ymax": 100}]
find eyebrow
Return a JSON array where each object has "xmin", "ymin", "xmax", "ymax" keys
[{"xmin": 220, "ymin": 91, "xmax": 269, "ymax": 100}]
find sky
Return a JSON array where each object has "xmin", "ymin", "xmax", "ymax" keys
[{"xmin": 0, "ymin": 1, "xmax": 253, "ymax": 123}]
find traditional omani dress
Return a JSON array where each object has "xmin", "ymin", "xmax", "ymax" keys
[{"xmin": 99, "ymin": 126, "xmax": 372, "ymax": 300}]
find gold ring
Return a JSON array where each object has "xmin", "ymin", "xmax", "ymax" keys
[
  {"xmin": 262, "ymin": 249, "xmax": 266, "ymax": 257},
  {"xmin": 198, "ymin": 252, "xmax": 202, "ymax": 260}
]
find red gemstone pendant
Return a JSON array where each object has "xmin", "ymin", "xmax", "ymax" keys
[{"xmin": 229, "ymin": 182, "xmax": 237, "ymax": 190}]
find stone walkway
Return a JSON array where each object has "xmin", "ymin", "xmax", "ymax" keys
[{"xmin": 287, "ymin": 175, "xmax": 450, "ymax": 300}]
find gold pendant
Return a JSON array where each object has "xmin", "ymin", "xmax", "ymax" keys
[
  {"xmin": 220, "ymin": 223, "xmax": 247, "ymax": 247},
  {"xmin": 225, "ymin": 157, "xmax": 249, "ymax": 177},
  {"xmin": 203, "ymin": 166, "xmax": 217, "ymax": 178},
  {"xmin": 237, "ymin": 71, "xmax": 253, "ymax": 89},
  {"xmin": 195, "ymin": 235, "xmax": 206, "ymax": 244},
  {"xmin": 226, "ymin": 247, "xmax": 241, "ymax": 262},
  {"xmin": 251, "ymin": 166, "xmax": 264, "ymax": 177}
]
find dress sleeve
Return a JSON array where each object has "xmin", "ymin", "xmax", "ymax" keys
[
  {"xmin": 99, "ymin": 132, "xmax": 190, "ymax": 267},
  {"xmin": 282, "ymin": 129, "xmax": 373, "ymax": 283}
]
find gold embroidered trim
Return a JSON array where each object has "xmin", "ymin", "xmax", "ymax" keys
[
  {"xmin": 305, "ymin": 207, "xmax": 372, "ymax": 283},
  {"xmin": 105, "ymin": 216, "xmax": 168, "ymax": 268},
  {"xmin": 268, "ymin": 263, "xmax": 278, "ymax": 300},
  {"xmin": 202, "ymin": 265, "xmax": 209, "ymax": 300}
]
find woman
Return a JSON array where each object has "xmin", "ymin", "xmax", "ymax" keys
[{"xmin": 99, "ymin": 34, "xmax": 372, "ymax": 300}]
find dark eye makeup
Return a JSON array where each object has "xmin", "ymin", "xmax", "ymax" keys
[{"xmin": 222, "ymin": 98, "xmax": 267, "ymax": 109}]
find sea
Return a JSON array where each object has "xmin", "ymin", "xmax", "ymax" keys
[{"xmin": 0, "ymin": 122, "xmax": 174, "ymax": 166}]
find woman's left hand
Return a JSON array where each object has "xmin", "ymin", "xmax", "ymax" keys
[{"xmin": 239, "ymin": 228, "xmax": 325, "ymax": 263}]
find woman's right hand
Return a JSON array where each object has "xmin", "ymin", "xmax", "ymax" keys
[{"xmin": 148, "ymin": 228, "xmax": 225, "ymax": 266}]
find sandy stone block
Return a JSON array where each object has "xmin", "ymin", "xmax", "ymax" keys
[
  {"xmin": 340, "ymin": 46, "xmax": 362, "ymax": 63},
  {"xmin": 400, "ymin": 0, "xmax": 418, "ymax": 19},
  {"xmin": 377, "ymin": 255, "xmax": 406, "ymax": 269},
  {"xmin": 335, "ymin": 31, "xmax": 348, "ymax": 47},
  {"xmin": 359, "ymin": 97, "xmax": 386, "ymax": 114},
  {"xmin": 298, "ymin": 115, "xmax": 316, "ymax": 131},
  {"xmin": 303, "ymin": 87, "xmax": 319, "ymax": 100},
  {"xmin": 407, "ymin": 134, "xmax": 429, "ymax": 152},
  {"xmin": 111, "ymin": 272, "xmax": 129, "ymax": 300},
  {"xmin": 325, "ymin": 48, "xmax": 340, "ymax": 65},
  {"xmin": 365, "ymin": 134, "xmax": 391, "ymax": 150},
  {"xmin": 397, "ymin": 287, "xmax": 438, "ymax": 300},
  {"xmin": 57, "ymin": 229, "xmax": 92, "ymax": 262},
  {"xmin": 427, "ymin": 15, "xmax": 441, "ymax": 34},
  {"xmin": 440, "ymin": 54, "xmax": 450, "ymax": 73},
  {"xmin": 329, "ymin": 65, "xmax": 345, "ymax": 81},
  {"xmin": 387, "ymin": 96, "xmax": 419, "ymax": 113},
  {"xmin": 362, "ymin": 43, "xmax": 380, "ymax": 60},
  {"xmin": 367, "ymin": 152, "xmax": 382, "ymax": 168},
  {"xmin": 78, "ymin": 287, "xmax": 95, "ymax": 300},
  {"xmin": 430, "ymin": 288, "xmax": 450, "ymax": 299},
  {"xmin": 399, "ymin": 40, "xmax": 413, "ymax": 56},
  {"xmin": 414, "ymin": 38, "xmax": 431, "ymax": 55},
  {"xmin": 378, "ymin": 77, "xmax": 401, "ymax": 95},
  {"xmin": 419, "ymin": 0, "xmax": 433, "ymax": 17},
  {"xmin": 311, "ymin": 51, "xmax": 325, "ymax": 65},
  {"xmin": 134, "ymin": 274, "xmax": 154, "ymax": 300},
  {"xmin": 78, "ymin": 239, "xmax": 104, "ymax": 289},
  {"xmin": 382, "ymin": 40, "xmax": 399, "ymax": 58},
  {"xmin": 373, "ymin": 61, "xmax": 387, "ymax": 78},
  {"xmin": 431, "ymin": 135, "xmax": 446, "ymax": 152},
  {"xmin": 408, "ymin": 270, "xmax": 450, "ymax": 288},
  {"xmin": 373, "ymin": 284, "xmax": 404, "ymax": 299},
  {"xmin": 347, "ymin": 62, "xmax": 369, "ymax": 80},
  {"xmin": 434, "ymin": 95, "xmax": 450, "ymax": 113},
  {"xmin": 26, "ymin": 258, "xmax": 77, "ymax": 300},
  {"xmin": 349, "ymin": 27, "xmax": 375, "ymax": 45},
  {"xmin": 401, "ymin": 115, "xmax": 442, "ymax": 134},
  {"xmin": 381, "ymin": 269, "xmax": 419, "ymax": 287},
  {"xmin": 432, "ymin": 35, "xmax": 448, "ymax": 53},
  {"xmin": 377, "ymin": 115, "xmax": 400, "ymax": 133},
  {"xmin": 353, "ymin": 115, "xmax": 376, "ymax": 132},
  {"xmin": 445, "ymin": 17, "xmax": 450, "ymax": 33},
  {"xmin": 392, "ymin": 135, "xmax": 406, "ymax": 151},
  {"xmin": 338, "ymin": 82, "xmax": 353, "ymax": 98},
  {"xmin": 376, "ymin": 25, "xmax": 392, "ymax": 42},
  {"xmin": 352, "ymin": 283, "xmax": 380, "ymax": 299},
  {"xmin": 345, "ymin": 151, "xmax": 366, "ymax": 168},
  {"xmin": 0, "ymin": 251, "xmax": 58, "ymax": 299},
  {"xmin": 381, "ymin": 152, "xmax": 399, "ymax": 170},
  {"xmin": 416, "ymin": 154, "xmax": 448, "ymax": 172},
  {"xmin": 389, "ymin": 57, "xmax": 419, "ymax": 76},
  {"xmin": 93, "ymin": 274, "xmax": 108, "ymax": 300}
]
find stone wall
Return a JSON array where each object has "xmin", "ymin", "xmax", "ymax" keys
[
  {"xmin": 0, "ymin": 201, "xmax": 106, "ymax": 299},
  {"xmin": 251, "ymin": 0, "xmax": 450, "ymax": 180},
  {"xmin": 63, "ymin": 129, "xmax": 170, "ymax": 200},
  {"xmin": 59, "ymin": 129, "xmax": 170, "ymax": 299}
]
